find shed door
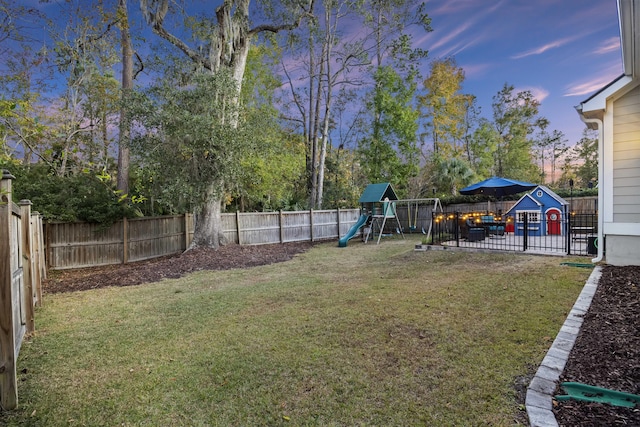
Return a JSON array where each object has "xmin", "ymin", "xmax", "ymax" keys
[{"xmin": 546, "ymin": 209, "xmax": 561, "ymax": 235}]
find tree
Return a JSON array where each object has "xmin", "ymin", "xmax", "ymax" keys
[
  {"xmin": 117, "ymin": 0, "xmax": 133, "ymax": 195},
  {"xmin": 571, "ymin": 128, "xmax": 598, "ymax": 187},
  {"xmin": 358, "ymin": 65, "xmax": 420, "ymax": 193},
  {"xmin": 128, "ymin": 70, "xmax": 259, "ymax": 245},
  {"xmin": 357, "ymin": 0, "xmax": 431, "ymax": 197},
  {"xmin": 470, "ymin": 84, "xmax": 543, "ymax": 181},
  {"xmin": 0, "ymin": 4, "xmax": 49, "ymax": 165},
  {"xmin": 419, "ymin": 58, "xmax": 471, "ymax": 157},
  {"xmin": 280, "ymin": 0, "xmax": 369, "ymax": 209},
  {"xmin": 432, "ymin": 156, "xmax": 474, "ymax": 196},
  {"xmin": 46, "ymin": 1, "xmax": 122, "ymax": 176},
  {"xmin": 0, "ymin": 1, "xmax": 43, "ymax": 57},
  {"xmin": 468, "ymin": 119, "xmax": 499, "ymax": 177},
  {"xmin": 532, "ymin": 121, "xmax": 567, "ymax": 185},
  {"xmin": 139, "ymin": 0, "xmax": 315, "ymax": 248},
  {"xmin": 233, "ymin": 45, "xmax": 307, "ymax": 211}
]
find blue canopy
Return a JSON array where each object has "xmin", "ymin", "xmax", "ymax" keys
[{"xmin": 459, "ymin": 176, "xmax": 537, "ymax": 197}]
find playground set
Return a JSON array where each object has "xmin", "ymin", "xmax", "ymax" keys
[{"xmin": 338, "ymin": 183, "xmax": 442, "ymax": 247}]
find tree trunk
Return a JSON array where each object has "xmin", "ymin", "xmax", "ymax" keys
[
  {"xmin": 190, "ymin": 185, "xmax": 227, "ymax": 249},
  {"xmin": 316, "ymin": 6, "xmax": 334, "ymax": 210},
  {"xmin": 307, "ymin": 30, "xmax": 318, "ymax": 209},
  {"xmin": 117, "ymin": 0, "xmax": 132, "ymax": 195}
]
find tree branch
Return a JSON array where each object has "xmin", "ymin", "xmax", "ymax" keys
[
  {"xmin": 133, "ymin": 51, "xmax": 144, "ymax": 80},
  {"xmin": 150, "ymin": 22, "xmax": 213, "ymax": 70},
  {"xmin": 248, "ymin": 0, "xmax": 316, "ymax": 36}
]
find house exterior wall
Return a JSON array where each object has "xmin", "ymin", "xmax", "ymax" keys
[
  {"xmin": 605, "ymin": 234, "xmax": 640, "ymax": 266},
  {"xmin": 612, "ymin": 84, "xmax": 640, "ymax": 223},
  {"xmin": 601, "ymin": 82, "xmax": 640, "ymax": 266}
]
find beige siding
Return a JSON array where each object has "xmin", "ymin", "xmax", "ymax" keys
[{"xmin": 612, "ymin": 84, "xmax": 640, "ymax": 223}]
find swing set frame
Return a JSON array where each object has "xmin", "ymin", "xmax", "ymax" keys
[{"xmin": 397, "ymin": 198, "xmax": 443, "ymax": 241}]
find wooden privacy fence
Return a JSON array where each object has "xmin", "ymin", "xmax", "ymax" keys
[
  {"xmin": 46, "ymin": 209, "xmax": 361, "ymax": 270},
  {"xmin": 445, "ymin": 196, "xmax": 598, "ymax": 215},
  {"xmin": 0, "ymin": 171, "xmax": 45, "ymax": 410}
]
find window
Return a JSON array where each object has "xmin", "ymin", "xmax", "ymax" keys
[{"xmin": 516, "ymin": 210, "xmax": 540, "ymax": 223}]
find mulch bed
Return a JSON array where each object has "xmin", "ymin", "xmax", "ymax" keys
[
  {"xmin": 43, "ymin": 246, "xmax": 640, "ymax": 425},
  {"xmin": 44, "ymin": 242, "xmax": 313, "ymax": 294},
  {"xmin": 553, "ymin": 264, "xmax": 640, "ymax": 426}
]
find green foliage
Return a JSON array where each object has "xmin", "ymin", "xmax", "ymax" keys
[
  {"xmin": 228, "ymin": 44, "xmax": 308, "ymax": 211},
  {"xmin": 571, "ymin": 128, "xmax": 598, "ymax": 187},
  {"xmin": 0, "ymin": 163, "xmax": 136, "ymax": 223},
  {"xmin": 321, "ymin": 146, "xmax": 365, "ymax": 209},
  {"xmin": 432, "ymin": 156, "xmax": 475, "ymax": 196},
  {"xmin": 127, "ymin": 69, "xmax": 260, "ymax": 211},
  {"xmin": 359, "ymin": 66, "xmax": 420, "ymax": 197},
  {"xmin": 552, "ymin": 187, "xmax": 598, "ymax": 199},
  {"xmin": 419, "ymin": 58, "xmax": 470, "ymax": 157},
  {"xmin": 0, "ymin": 97, "xmax": 48, "ymax": 162},
  {"xmin": 468, "ymin": 84, "xmax": 543, "ymax": 183},
  {"xmin": 235, "ymin": 134, "xmax": 307, "ymax": 211}
]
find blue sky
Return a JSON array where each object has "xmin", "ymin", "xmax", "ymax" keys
[
  {"xmin": 418, "ymin": 0, "xmax": 622, "ymax": 145},
  {"xmin": 16, "ymin": 0, "xmax": 622, "ymax": 148}
]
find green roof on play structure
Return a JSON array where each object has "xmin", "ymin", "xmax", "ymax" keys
[{"xmin": 358, "ymin": 183, "xmax": 399, "ymax": 203}]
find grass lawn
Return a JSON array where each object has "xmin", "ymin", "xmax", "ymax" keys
[{"xmin": 2, "ymin": 237, "xmax": 592, "ymax": 426}]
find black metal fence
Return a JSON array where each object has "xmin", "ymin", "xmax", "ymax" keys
[{"xmin": 431, "ymin": 210, "xmax": 598, "ymax": 256}]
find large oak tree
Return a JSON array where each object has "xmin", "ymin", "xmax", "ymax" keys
[{"xmin": 139, "ymin": 0, "xmax": 314, "ymax": 248}]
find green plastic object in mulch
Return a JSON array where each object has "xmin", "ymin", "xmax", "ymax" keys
[
  {"xmin": 555, "ymin": 382, "xmax": 640, "ymax": 408},
  {"xmin": 560, "ymin": 262, "xmax": 594, "ymax": 269}
]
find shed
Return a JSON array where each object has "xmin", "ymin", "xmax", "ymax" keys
[{"xmin": 505, "ymin": 186, "xmax": 569, "ymax": 236}]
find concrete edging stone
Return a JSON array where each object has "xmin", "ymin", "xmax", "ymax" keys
[{"xmin": 525, "ymin": 265, "xmax": 603, "ymax": 427}]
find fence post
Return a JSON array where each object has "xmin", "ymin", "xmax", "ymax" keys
[
  {"xmin": 309, "ymin": 209, "xmax": 314, "ymax": 242},
  {"xmin": 19, "ymin": 201, "xmax": 35, "ymax": 334},
  {"xmin": 45, "ymin": 219, "xmax": 51, "ymax": 270},
  {"xmin": 279, "ymin": 210, "xmax": 284, "ymax": 243},
  {"xmin": 31, "ymin": 213, "xmax": 44, "ymax": 307},
  {"xmin": 236, "ymin": 211, "xmax": 241, "ymax": 245},
  {"xmin": 336, "ymin": 208, "xmax": 341, "ymax": 238},
  {"xmin": 0, "ymin": 170, "xmax": 18, "ymax": 409},
  {"xmin": 454, "ymin": 212, "xmax": 460, "ymax": 247},
  {"xmin": 566, "ymin": 211, "xmax": 572, "ymax": 256},
  {"xmin": 122, "ymin": 217, "xmax": 129, "ymax": 264},
  {"xmin": 523, "ymin": 214, "xmax": 528, "ymax": 251},
  {"xmin": 184, "ymin": 213, "xmax": 190, "ymax": 250}
]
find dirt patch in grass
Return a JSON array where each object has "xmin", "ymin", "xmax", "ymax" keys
[
  {"xmin": 554, "ymin": 265, "xmax": 640, "ymax": 426},
  {"xmin": 44, "ymin": 242, "xmax": 314, "ymax": 294}
]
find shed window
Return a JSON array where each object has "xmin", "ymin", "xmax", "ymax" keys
[{"xmin": 516, "ymin": 210, "xmax": 540, "ymax": 223}]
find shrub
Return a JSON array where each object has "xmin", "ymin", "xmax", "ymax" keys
[{"xmin": 1, "ymin": 163, "xmax": 136, "ymax": 224}]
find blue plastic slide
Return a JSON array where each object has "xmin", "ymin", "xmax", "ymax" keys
[{"xmin": 338, "ymin": 214, "xmax": 369, "ymax": 247}]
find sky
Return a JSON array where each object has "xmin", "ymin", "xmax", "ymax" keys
[
  {"xmin": 12, "ymin": 0, "xmax": 623, "ymax": 149},
  {"xmin": 416, "ymin": 0, "xmax": 623, "ymax": 145}
]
